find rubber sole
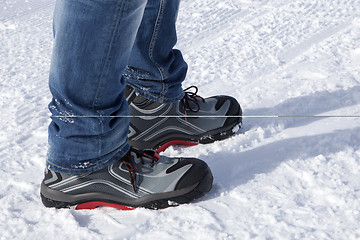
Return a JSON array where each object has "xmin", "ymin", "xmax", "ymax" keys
[{"xmin": 40, "ymin": 169, "xmax": 213, "ymax": 210}]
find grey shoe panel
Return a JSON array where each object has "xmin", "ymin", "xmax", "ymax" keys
[
  {"xmin": 177, "ymin": 99, "xmax": 229, "ymax": 131},
  {"xmin": 44, "ymin": 158, "xmax": 191, "ymax": 195}
]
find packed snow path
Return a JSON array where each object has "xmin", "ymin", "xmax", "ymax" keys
[{"xmin": 1, "ymin": 0, "xmax": 360, "ymax": 239}]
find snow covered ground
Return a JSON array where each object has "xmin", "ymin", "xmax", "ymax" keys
[{"xmin": 1, "ymin": 0, "xmax": 360, "ymax": 239}]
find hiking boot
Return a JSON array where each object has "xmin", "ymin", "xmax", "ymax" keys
[
  {"xmin": 126, "ymin": 86, "xmax": 242, "ymax": 152},
  {"xmin": 40, "ymin": 147, "xmax": 213, "ymax": 210}
]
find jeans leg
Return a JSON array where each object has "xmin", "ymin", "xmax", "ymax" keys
[
  {"xmin": 48, "ymin": 0, "xmax": 147, "ymax": 174},
  {"xmin": 124, "ymin": 0, "xmax": 187, "ymax": 103}
]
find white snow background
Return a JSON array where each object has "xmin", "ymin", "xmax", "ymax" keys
[{"xmin": 1, "ymin": 0, "xmax": 360, "ymax": 239}]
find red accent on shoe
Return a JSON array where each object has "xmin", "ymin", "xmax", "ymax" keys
[
  {"xmin": 156, "ymin": 140, "xmax": 198, "ymax": 153},
  {"xmin": 153, "ymin": 151, "xmax": 160, "ymax": 160},
  {"xmin": 75, "ymin": 202, "xmax": 135, "ymax": 211}
]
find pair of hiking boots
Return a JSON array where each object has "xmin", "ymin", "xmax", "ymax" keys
[{"xmin": 41, "ymin": 86, "xmax": 242, "ymax": 210}]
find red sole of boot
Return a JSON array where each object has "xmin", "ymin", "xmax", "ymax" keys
[
  {"xmin": 75, "ymin": 201, "xmax": 135, "ymax": 211},
  {"xmin": 156, "ymin": 140, "xmax": 198, "ymax": 153}
]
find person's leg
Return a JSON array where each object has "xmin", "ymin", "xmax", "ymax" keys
[
  {"xmin": 47, "ymin": 0, "xmax": 147, "ymax": 174},
  {"xmin": 42, "ymin": 0, "xmax": 213, "ymax": 210},
  {"xmin": 124, "ymin": 0, "xmax": 187, "ymax": 103}
]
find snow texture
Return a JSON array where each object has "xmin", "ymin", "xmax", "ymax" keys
[{"xmin": 1, "ymin": 0, "xmax": 360, "ymax": 239}]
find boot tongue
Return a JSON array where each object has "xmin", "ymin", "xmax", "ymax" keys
[
  {"xmin": 132, "ymin": 94, "xmax": 163, "ymax": 110},
  {"xmin": 125, "ymin": 85, "xmax": 137, "ymax": 104},
  {"xmin": 180, "ymin": 86, "xmax": 205, "ymax": 113},
  {"xmin": 125, "ymin": 85, "xmax": 165, "ymax": 110}
]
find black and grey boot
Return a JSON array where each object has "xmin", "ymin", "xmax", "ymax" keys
[
  {"xmin": 41, "ymin": 147, "xmax": 213, "ymax": 210},
  {"xmin": 126, "ymin": 86, "xmax": 242, "ymax": 152}
]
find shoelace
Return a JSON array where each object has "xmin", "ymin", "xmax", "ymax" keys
[
  {"xmin": 122, "ymin": 147, "xmax": 160, "ymax": 192},
  {"xmin": 181, "ymin": 86, "xmax": 205, "ymax": 113}
]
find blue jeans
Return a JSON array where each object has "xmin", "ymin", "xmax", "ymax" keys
[{"xmin": 47, "ymin": 0, "xmax": 187, "ymax": 174}]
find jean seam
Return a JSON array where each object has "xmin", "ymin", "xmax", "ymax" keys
[
  {"xmin": 92, "ymin": 1, "xmax": 126, "ymax": 109},
  {"xmin": 148, "ymin": 0, "xmax": 167, "ymax": 98},
  {"xmin": 91, "ymin": 1, "xmax": 126, "ymax": 156}
]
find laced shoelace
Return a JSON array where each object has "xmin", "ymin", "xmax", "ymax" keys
[
  {"xmin": 122, "ymin": 147, "xmax": 160, "ymax": 192},
  {"xmin": 180, "ymin": 86, "xmax": 205, "ymax": 113}
]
